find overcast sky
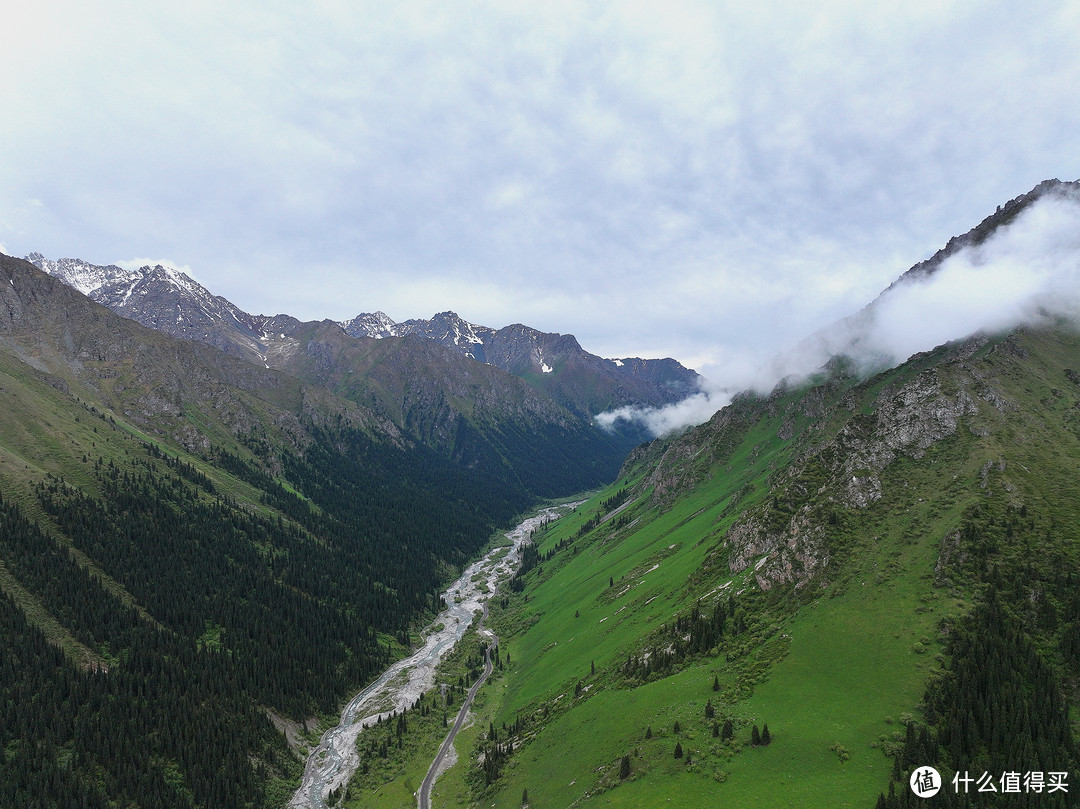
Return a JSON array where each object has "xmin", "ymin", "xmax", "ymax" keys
[{"xmin": 3, "ymin": 1, "xmax": 1080, "ymax": 384}]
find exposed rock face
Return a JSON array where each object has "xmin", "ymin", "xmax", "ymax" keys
[
  {"xmin": 724, "ymin": 363, "xmax": 985, "ymax": 590},
  {"xmin": 726, "ymin": 510, "xmax": 830, "ymax": 592},
  {"xmin": 830, "ymin": 368, "xmax": 980, "ymax": 508},
  {"xmin": 629, "ymin": 329, "xmax": 1013, "ymax": 593}
]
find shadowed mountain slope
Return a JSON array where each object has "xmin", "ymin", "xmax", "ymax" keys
[{"xmin": 0, "ymin": 252, "xmax": 604, "ymax": 808}]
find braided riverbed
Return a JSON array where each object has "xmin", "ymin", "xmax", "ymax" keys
[{"xmin": 289, "ymin": 503, "xmax": 577, "ymax": 809}]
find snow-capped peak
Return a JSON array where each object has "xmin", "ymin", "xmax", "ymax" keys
[
  {"xmin": 340, "ymin": 311, "xmax": 400, "ymax": 338},
  {"xmin": 26, "ymin": 252, "xmax": 141, "ymax": 297}
]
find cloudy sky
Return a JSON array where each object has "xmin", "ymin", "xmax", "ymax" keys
[{"xmin": 3, "ymin": 0, "xmax": 1080, "ymax": 385}]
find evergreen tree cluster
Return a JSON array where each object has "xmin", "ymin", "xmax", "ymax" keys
[
  {"xmin": 875, "ymin": 598, "xmax": 1079, "ymax": 808},
  {"xmin": 622, "ymin": 596, "xmax": 744, "ymax": 681},
  {"xmin": 0, "ymin": 515, "xmax": 284, "ymax": 808},
  {"xmin": 601, "ymin": 487, "xmax": 630, "ymax": 512},
  {"xmin": 0, "ymin": 412, "xmax": 556, "ymax": 808}
]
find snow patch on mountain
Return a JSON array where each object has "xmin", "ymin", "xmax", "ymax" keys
[{"xmin": 26, "ymin": 252, "xmax": 142, "ymax": 296}]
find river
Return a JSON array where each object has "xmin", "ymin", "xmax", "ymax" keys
[{"xmin": 288, "ymin": 503, "xmax": 577, "ymax": 809}]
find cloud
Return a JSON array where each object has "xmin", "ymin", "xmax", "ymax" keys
[
  {"xmin": 599, "ymin": 189, "xmax": 1080, "ymax": 437},
  {"xmin": 595, "ymin": 389, "xmax": 730, "ymax": 438},
  {"xmin": 796, "ymin": 190, "xmax": 1080, "ymax": 376}
]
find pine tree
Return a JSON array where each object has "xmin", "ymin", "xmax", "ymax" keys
[
  {"xmin": 721, "ymin": 719, "xmax": 734, "ymax": 741},
  {"xmin": 704, "ymin": 699, "xmax": 715, "ymax": 719},
  {"xmin": 673, "ymin": 720, "xmax": 681, "ymax": 734},
  {"xmin": 751, "ymin": 725, "xmax": 761, "ymax": 746},
  {"xmin": 712, "ymin": 674, "xmax": 720, "ymax": 692},
  {"xmin": 619, "ymin": 754, "xmax": 631, "ymax": 779},
  {"xmin": 673, "ymin": 742, "xmax": 683, "ymax": 759},
  {"xmin": 761, "ymin": 724, "xmax": 771, "ymax": 745},
  {"xmin": 645, "ymin": 726, "xmax": 652, "ymax": 739},
  {"xmin": 522, "ymin": 787, "xmax": 529, "ymax": 806}
]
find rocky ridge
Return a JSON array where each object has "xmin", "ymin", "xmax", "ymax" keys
[
  {"xmin": 27, "ymin": 255, "xmax": 700, "ymax": 421},
  {"xmin": 341, "ymin": 310, "xmax": 701, "ymax": 416}
]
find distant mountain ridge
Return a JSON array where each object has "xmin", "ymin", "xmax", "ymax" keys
[
  {"xmin": 341, "ymin": 309, "xmax": 701, "ymax": 418},
  {"xmin": 19, "ymin": 253, "xmax": 633, "ymax": 494},
  {"xmin": 26, "ymin": 254, "xmax": 700, "ymax": 422},
  {"xmin": 26, "ymin": 252, "xmax": 270, "ymax": 363}
]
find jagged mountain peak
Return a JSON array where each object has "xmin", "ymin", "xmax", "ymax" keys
[
  {"xmin": 27, "ymin": 252, "xmax": 265, "ymax": 360},
  {"xmin": 887, "ymin": 177, "xmax": 1080, "ymax": 292},
  {"xmin": 340, "ymin": 311, "xmax": 397, "ymax": 339},
  {"xmin": 397, "ymin": 310, "xmax": 494, "ymax": 353},
  {"xmin": 25, "ymin": 252, "xmax": 142, "ymax": 297},
  {"xmin": 29, "ymin": 252, "xmax": 700, "ymax": 419}
]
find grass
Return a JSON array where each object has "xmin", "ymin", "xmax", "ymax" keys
[
  {"xmin": 410, "ymin": 328, "xmax": 1080, "ymax": 809},
  {"xmin": 473, "ymin": 505, "xmax": 954, "ymax": 809}
]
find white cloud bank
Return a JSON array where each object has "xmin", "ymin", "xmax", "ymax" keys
[{"xmin": 598, "ymin": 188, "xmax": 1080, "ymax": 437}]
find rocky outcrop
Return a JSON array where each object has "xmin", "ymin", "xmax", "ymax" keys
[
  {"xmin": 722, "ymin": 357, "xmax": 992, "ymax": 591},
  {"xmin": 829, "ymin": 368, "xmax": 979, "ymax": 508}
]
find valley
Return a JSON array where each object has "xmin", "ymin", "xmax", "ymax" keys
[
  {"xmin": 291, "ymin": 504, "xmax": 578, "ymax": 809},
  {"xmin": 333, "ymin": 326, "xmax": 1080, "ymax": 809},
  {"xmin": 2, "ymin": 180, "xmax": 1080, "ymax": 809}
]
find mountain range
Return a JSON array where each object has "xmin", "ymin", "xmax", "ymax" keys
[
  {"xmin": 2, "ymin": 178, "xmax": 1079, "ymax": 809},
  {"xmin": 25, "ymin": 252, "xmax": 700, "ymax": 423}
]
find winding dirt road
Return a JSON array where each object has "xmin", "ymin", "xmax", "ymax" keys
[{"xmin": 417, "ymin": 602, "xmax": 495, "ymax": 809}]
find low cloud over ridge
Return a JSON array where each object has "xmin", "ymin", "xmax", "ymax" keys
[{"xmin": 598, "ymin": 185, "xmax": 1080, "ymax": 438}]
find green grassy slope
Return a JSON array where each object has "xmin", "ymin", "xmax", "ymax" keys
[{"xmin": 413, "ymin": 326, "xmax": 1080, "ymax": 809}]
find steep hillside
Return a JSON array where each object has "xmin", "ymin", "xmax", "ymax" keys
[
  {"xmin": 0, "ymin": 253, "xmax": 582, "ymax": 808},
  {"xmin": 243, "ymin": 318, "xmax": 628, "ymax": 497},
  {"xmin": 385, "ymin": 324, "xmax": 1080, "ymax": 809},
  {"xmin": 21, "ymin": 253, "xmax": 629, "ymax": 498}
]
